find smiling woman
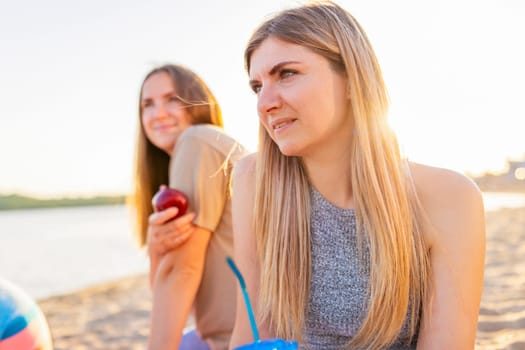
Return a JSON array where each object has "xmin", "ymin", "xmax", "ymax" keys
[
  {"xmin": 140, "ymin": 72, "xmax": 196, "ymax": 155},
  {"xmin": 129, "ymin": 64, "xmax": 248, "ymax": 350}
]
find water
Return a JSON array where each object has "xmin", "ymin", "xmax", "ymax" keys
[
  {"xmin": 0, "ymin": 205, "xmax": 148, "ymax": 299},
  {"xmin": 0, "ymin": 193, "xmax": 524, "ymax": 300},
  {"xmin": 482, "ymin": 192, "xmax": 525, "ymax": 211}
]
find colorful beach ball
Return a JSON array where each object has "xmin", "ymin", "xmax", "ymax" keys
[{"xmin": 0, "ymin": 277, "xmax": 53, "ymax": 350}]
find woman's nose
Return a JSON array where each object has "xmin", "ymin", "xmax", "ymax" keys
[
  {"xmin": 154, "ymin": 103, "xmax": 169, "ymax": 119},
  {"xmin": 257, "ymin": 84, "xmax": 282, "ymax": 116}
]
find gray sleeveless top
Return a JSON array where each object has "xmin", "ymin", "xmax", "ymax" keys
[{"xmin": 303, "ymin": 187, "xmax": 417, "ymax": 349}]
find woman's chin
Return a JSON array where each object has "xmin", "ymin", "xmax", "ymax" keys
[{"xmin": 277, "ymin": 143, "xmax": 302, "ymax": 157}]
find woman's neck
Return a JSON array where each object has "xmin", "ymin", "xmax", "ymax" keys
[{"xmin": 302, "ymin": 148, "xmax": 354, "ymax": 209}]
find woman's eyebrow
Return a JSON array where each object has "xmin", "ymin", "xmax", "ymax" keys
[
  {"xmin": 268, "ymin": 61, "xmax": 299, "ymax": 75},
  {"xmin": 249, "ymin": 60, "xmax": 300, "ymax": 86}
]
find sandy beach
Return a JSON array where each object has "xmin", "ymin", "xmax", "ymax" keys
[
  {"xmin": 38, "ymin": 274, "xmax": 151, "ymax": 350},
  {"xmin": 476, "ymin": 207, "xmax": 525, "ymax": 349},
  {"xmin": 37, "ymin": 206, "xmax": 525, "ymax": 349}
]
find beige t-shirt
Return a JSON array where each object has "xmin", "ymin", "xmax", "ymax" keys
[{"xmin": 169, "ymin": 124, "xmax": 248, "ymax": 350}]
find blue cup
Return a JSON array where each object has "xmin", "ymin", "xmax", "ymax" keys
[{"xmin": 234, "ymin": 339, "xmax": 299, "ymax": 350}]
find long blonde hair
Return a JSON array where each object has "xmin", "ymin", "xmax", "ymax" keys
[
  {"xmin": 245, "ymin": 2, "xmax": 431, "ymax": 348},
  {"xmin": 130, "ymin": 64, "xmax": 223, "ymax": 247}
]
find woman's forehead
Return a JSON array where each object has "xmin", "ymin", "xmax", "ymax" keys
[{"xmin": 249, "ymin": 38, "xmax": 321, "ymax": 77}]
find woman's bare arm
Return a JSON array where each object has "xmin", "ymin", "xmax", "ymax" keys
[
  {"xmin": 414, "ymin": 164, "xmax": 486, "ymax": 349},
  {"xmin": 147, "ymin": 226, "xmax": 212, "ymax": 350}
]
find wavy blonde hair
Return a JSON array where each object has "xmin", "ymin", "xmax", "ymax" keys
[
  {"xmin": 129, "ymin": 64, "xmax": 223, "ymax": 247},
  {"xmin": 245, "ymin": 2, "xmax": 431, "ymax": 348}
]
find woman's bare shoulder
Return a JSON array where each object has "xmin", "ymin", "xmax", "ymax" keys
[
  {"xmin": 408, "ymin": 161, "xmax": 485, "ymax": 244},
  {"xmin": 409, "ymin": 161, "xmax": 481, "ymax": 204}
]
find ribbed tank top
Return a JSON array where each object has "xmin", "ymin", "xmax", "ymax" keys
[{"xmin": 303, "ymin": 187, "xmax": 417, "ymax": 349}]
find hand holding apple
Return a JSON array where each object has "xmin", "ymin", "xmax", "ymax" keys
[{"xmin": 151, "ymin": 187, "xmax": 189, "ymax": 218}]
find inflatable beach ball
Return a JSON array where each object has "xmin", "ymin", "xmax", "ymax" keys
[{"xmin": 0, "ymin": 278, "xmax": 53, "ymax": 350}]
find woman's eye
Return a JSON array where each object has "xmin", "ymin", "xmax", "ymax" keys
[
  {"xmin": 280, "ymin": 69, "xmax": 296, "ymax": 79},
  {"xmin": 251, "ymin": 84, "xmax": 262, "ymax": 94},
  {"xmin": 168, "ymin": 96, "xmax": 182, "ymax": 103}
]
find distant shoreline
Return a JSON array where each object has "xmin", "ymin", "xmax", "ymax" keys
[
  {"xmin": 1, "ymin": 184, "xmax": 524, "ymax": 210},
  {"xmin": 0, "ymin": 194, "xmax": 127, "ymax": 211}
]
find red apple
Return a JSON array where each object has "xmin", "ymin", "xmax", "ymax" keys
[{"xmin": 151, "ymin": 187, "xmax": 189, "ymax": 218}]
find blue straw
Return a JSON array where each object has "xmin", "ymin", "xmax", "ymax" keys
[{"xmin": 226, "ymin": 256, "xmax": 260, "ymax": 342}]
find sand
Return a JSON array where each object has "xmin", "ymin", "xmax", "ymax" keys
[
  {"xmin": 37, "ymin": 207, "xmax": 525, "ymax": 350},
  {"xmin": 38, "ymin": 275, "xmax": 151, "ymax": 350},
  {"xmin": 476, "ymin": 208, "xmax": 525, "ymax": 349}
]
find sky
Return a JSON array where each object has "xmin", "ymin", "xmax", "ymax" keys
[{"xmin": 1, "ymin": 0, "xmax": 524, "ymax": 198}]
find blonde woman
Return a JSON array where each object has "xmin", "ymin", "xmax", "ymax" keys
[
  {"xmin": 131, "ymin": 64, "xmax": 247, "ymax": 350},
  {"xmin": 229, "ymin": 2, "xmax": 485, "ymax": 349}
]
